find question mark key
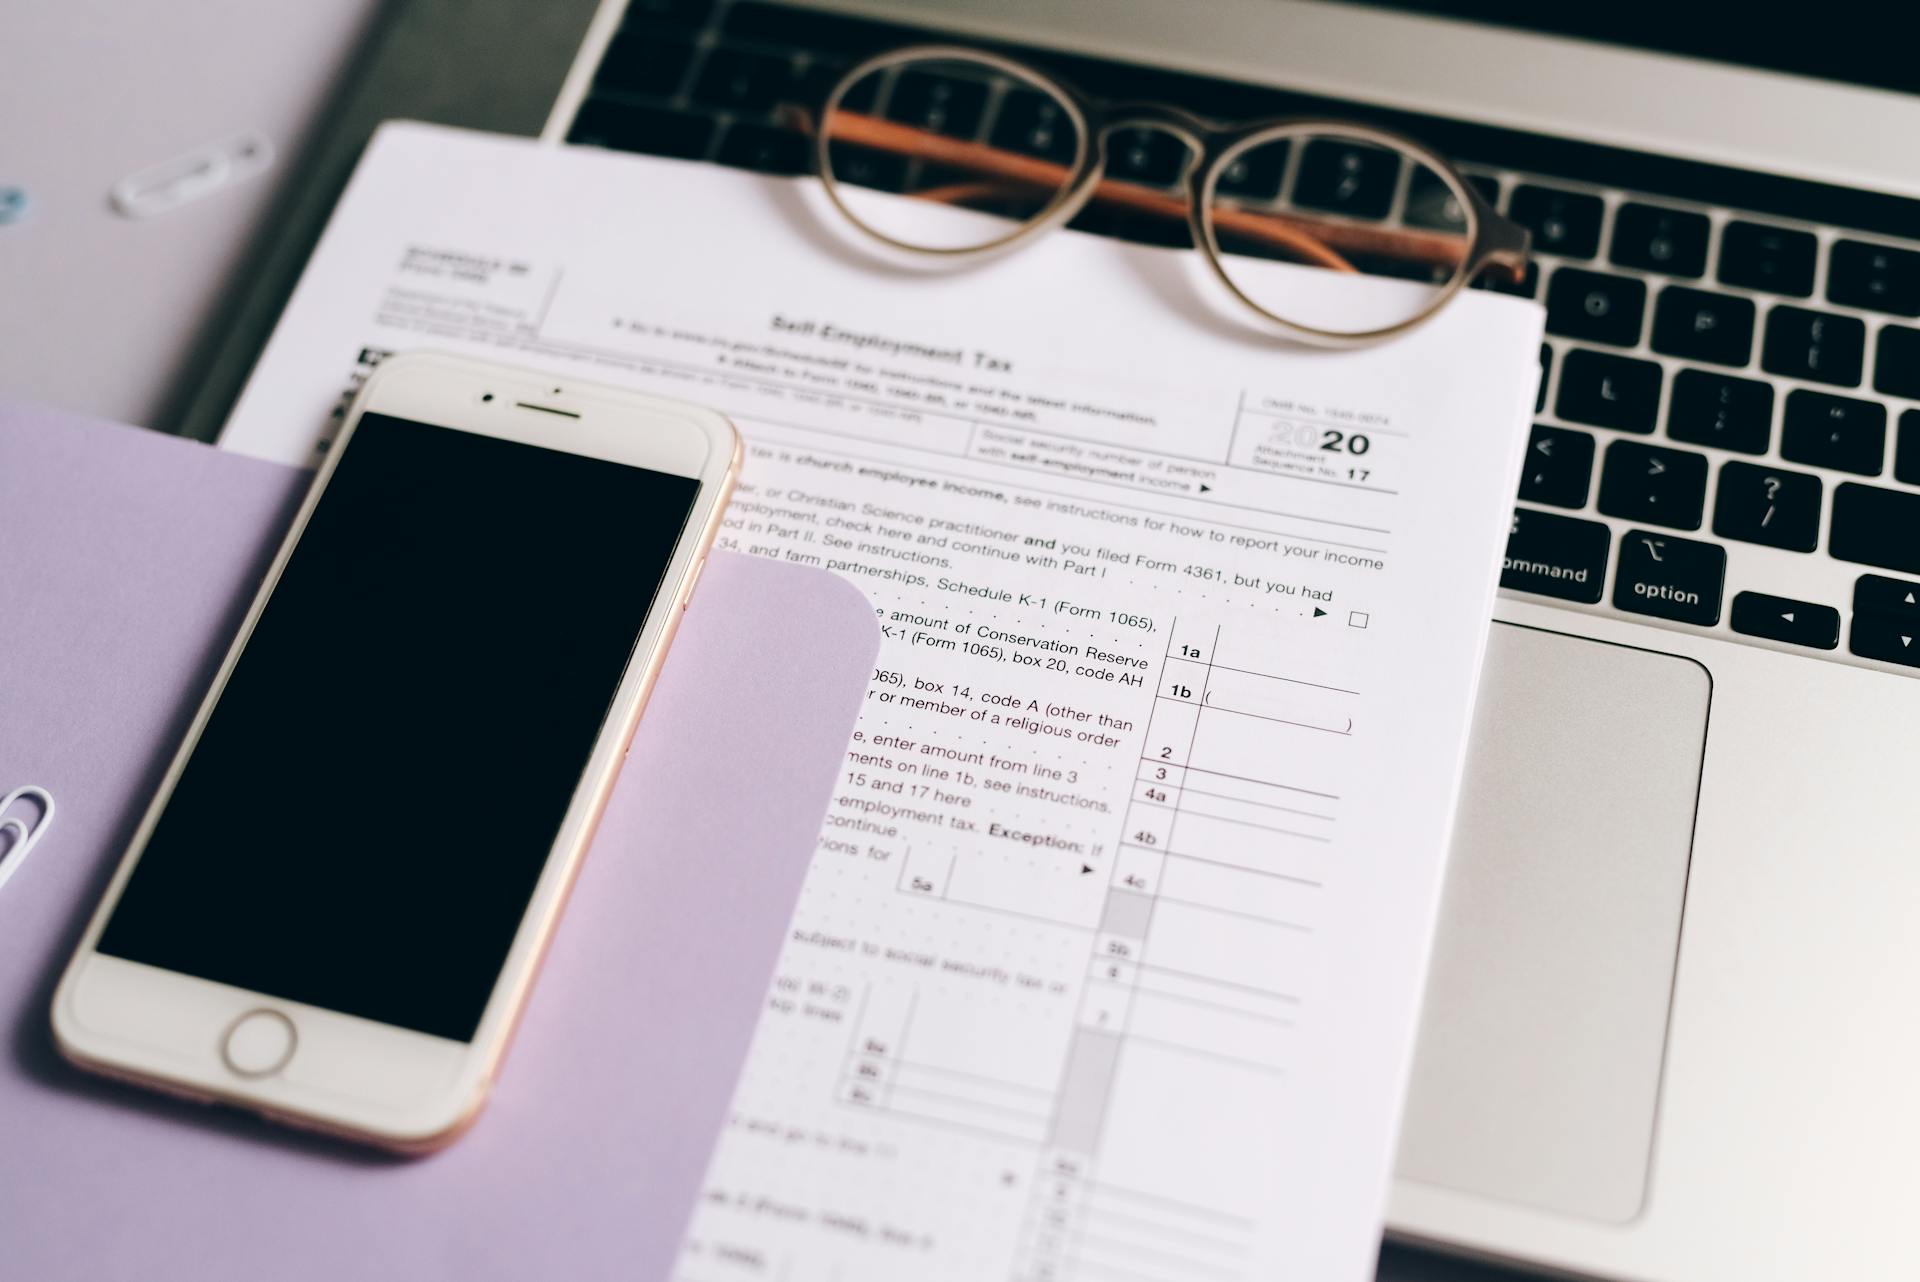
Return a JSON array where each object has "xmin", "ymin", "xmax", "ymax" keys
[{"xmin": 1714, "ymin": 460, "xmax": 1819, "ymax": 553}]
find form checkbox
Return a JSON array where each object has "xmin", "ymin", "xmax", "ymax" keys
[{"xmin": 1348, "ymin": 611, "xmax": 1370, "ymax": 629}]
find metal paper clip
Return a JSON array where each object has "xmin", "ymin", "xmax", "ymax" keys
[
  {"xmin": 0, "ymin": 785, "xmax": 56, "ymax": 895},
  {"xmin": 108, "ymin": 133, "xmax": 274, "ymax": 219}
]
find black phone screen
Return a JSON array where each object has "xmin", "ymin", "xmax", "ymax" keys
[{"xmin": 97, "ymin": 412, "xmax": 699, "ymax": 1042}]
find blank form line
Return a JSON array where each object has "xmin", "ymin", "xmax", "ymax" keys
[
  {"xmin": 1136, "ymin": 959, "xmax": 1302, "ymax": 1005},
  {"xmin": 1149, "ymin": 759, "xmax": 1341, "ymax": 801},
  {"xmin": 1122, "ymin": 1031, "xmax": 1288, "ymax": 1077},
  {"xmin": 881, "ymin": 1082, "xmax": 1049, "ymax": 1122},
  {"xmin": 1145, "ymin": 894, "xmax": 1314, "ymax": 934},
  {"xmin": 1173, "ymin": 784, "xmax": 1336, "ymax": 821},
  {"xmin": 1132, "ymin": 794, "xmax": 1335, "ymax": 827},
  {"xmin": 1091, "ymin": 1180, "xmax": 1258, "ymax": 1230},
  {"xmin": 1092, "ymin": 974, "xmax": 1302, "ymax": 1024},
  {"xmin": 1079, "ymin": 1204, "xmax": 1250, "ymax": 1252},
  {"xmin": 1200, "ymin": 693, "xmax": 1352, "ymax": 736},
  {"xmin": 1070, "ymin": 1228, "xmax": 1244, "ymax": 1280},
  {"xmin": 1202, "ymin": 660, "xmax": 1360, "ymax": 695},
  {"xmin": 1157, "ymin": 806, "xmax": 1335, "ymax": 844},
  {"xmin": 880, "ymin": 1059, "xmax": 1054, "ymax": 1097},
  {"xmin": 1157, "ymin": 846, "xmax": 1326, "ymax": 886},
  {"xmin": 1061, "ymin": 1258, "xmax": 1184, "ymax": 1282}
]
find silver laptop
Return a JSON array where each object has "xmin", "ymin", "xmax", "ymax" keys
[{"xmin": 535, "ymin": 2, "xmax": 1919, "ymax": 1278}]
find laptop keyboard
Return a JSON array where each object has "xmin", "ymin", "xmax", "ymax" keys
[{"xmin": 566, "ymin": 0, "xmax": 1920, "ymax": 677}]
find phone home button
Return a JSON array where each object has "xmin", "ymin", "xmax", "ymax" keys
[{"xmin": 221, "ymin": 1009, "xmax": 297, "ymax": 1078}]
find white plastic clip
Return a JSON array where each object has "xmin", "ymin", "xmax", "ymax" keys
[
  {"xmin": 109, "ymin": 133, "xmax": 274, "ymax": 219},
  {"xmin": 0, "ymin": 785, "xmax": 56, "ymax": 894}
]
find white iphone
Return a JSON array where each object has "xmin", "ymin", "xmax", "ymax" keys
[{"xmin": 52, "ymin": 352, "xmax": 739, "ymax": 1151}]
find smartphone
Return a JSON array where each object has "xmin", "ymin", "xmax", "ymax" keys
[{"xmin": 52, "ymin": 352, "xmax": 739, "ymax": 1151}]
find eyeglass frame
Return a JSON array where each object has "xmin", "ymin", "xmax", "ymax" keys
[{"xmin": 809, "ymin": 44, "xmax": 1533, "ymax": 348}]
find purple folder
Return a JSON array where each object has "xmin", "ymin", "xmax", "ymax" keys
[{"xmin": 0, "ymin": 403, "xmax": 877, "ymax": 1281}]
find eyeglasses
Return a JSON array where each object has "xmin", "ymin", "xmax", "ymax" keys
[{"xmin": 796, "ymin": 46, "xmax": 1532, "ymax": 346}]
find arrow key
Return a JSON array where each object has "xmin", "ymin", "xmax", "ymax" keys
[
  {"xmin": 1853, "ymin": 574, "xmax": 1920, "ymax": 621},
  {"xmin": 1517, "ymin": 424, "xmax": 1595, "ymax": 509},
  {"xmin": 1730, "ymin": 592, "xmax": 1839, "ymax": 649},
  {"xmin": 1849, "ymin": 610, "xmax": 1920, "ymax": 668}
]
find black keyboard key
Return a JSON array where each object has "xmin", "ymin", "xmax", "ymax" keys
[
  {"xmin": 1649, "ymin": 286, "xmax": 1754, "ymax": 366},
  {"xmin": 1875, "ymin": 325, "xmax": 1920, "ymax": 399},
  {"xmin": 1502, "ymin": 508, "xmax": 1608, "ymax": 602},
  {"xmin": 825, "ymin": 141, "xmax": 908, "ymax": 192},
  {"xmin": 1850, "ymin": 611, "xmax": 1920, "ymax": 667},
  {"xmin": 1610, "ymin": 202, "xmax": 1709, "ymax": 278},
  {"xmin": 594, "ymin": 33, "xmax": 697, "ymax": 98},
  {"xmin": 715, "ymin": 122, "xmax": 810, "ymax": 175},
  {"xmin": 1509, "ymin": 184, "xmax": 1603, "ymax": 260},
  {"xmin": 796, "ymin": 59, "xmax": 879, "ymax": 115},
  {"xmin": 1403, "ymin": 170, "xmax": 1496, "ymax": 232},
  {"xmin": 1598, "ymin": 440, "xmax": 1707, "ymax": 529},
  {"xmin": 623, "ymin": 0, "xmax": 715, "ymax": 26},
  {"xmin": 1828, "ymin": 240, "xmax": 1920, "ymax": 316},
  {"xmin": 1897, "ymin": 411, "xmax": 1920, "ymax": 485},
  {"xmin": 1291, "ymin": 138, "xmax": 1398, "ymax": 219},
  {"xmin": 1831, "ymin": 482, "xmax": 1920, "ymax": 574},
  {"xmin": 568, "ymin": 100, "xmax": 715, "ymax": 159},
  {"xmin": 1556, "ymin": 349, "xmax": 1662, "ymax": 433},
  {"xmin": 1854, "ymin": 573, "xmax": 1920, "ymax": 620},
  {"xmin": 1545, "ymin": 269, "xmax": 1646, "ymax": 346},
  {"xmin": 692, "ymin": 47, "xmax": 793, "ymax": 113},
  {"xmin": 1613, "ymin": 530, "xmax": 1725, "ymax": 625},
  {"xmin": 1216, "ymin": 141, "xmax": 1288, "ymax": 201},
  {"xmin": 1518, "ymin": 425, "xmax": 1595, "ymax": 509},
  {"xmin": 1781, "ymin": 390, "xmax": 1886, "ymax": 475},
  {"xmin": 1712, "ymin": 461, "xmax": 1822, "ymax": 552},
  {"xmin": 1731, "ymin": 593, "xmax": 1839, "ymax": 649},
  {"xmin": 1105, "ymin": 127, "xmax": 1189, "ymax": 188},
  {"xmin": 1666, "ymin": 369, "xmax": 1773, "ymax": 454},
  {"xmin": 1762, "ymin": 306, "xmax": 1865, "ymax": 386},
  {"xmin": 886, "ymin": 70, "xmax": 987, "ymax": 138},
  {"xmin": 987, "ymin": 89, "xmax": 1077, "ymax": 164},
  {"xmin": 1719, "ymin": 220, "xmax": 1816, "ymax": 297}
]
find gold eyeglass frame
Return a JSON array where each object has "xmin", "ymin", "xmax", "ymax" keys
[{"xmin": 808, "ymin": 45, "xmax": 1533, "ymax": 347}]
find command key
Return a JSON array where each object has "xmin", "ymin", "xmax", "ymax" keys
[{"xmin": 1501, "ymin": 507, "xmax": 1609, "ymax": 603}]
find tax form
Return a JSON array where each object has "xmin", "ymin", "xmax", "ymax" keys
[{"xmin": 223, "ymin": 123, "xmax": 1542, "ymax": 1282}]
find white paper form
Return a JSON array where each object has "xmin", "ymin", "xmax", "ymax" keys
[{"xmin": 224, "ymin": 123, "xmax": 1542, "ymax": 1282}]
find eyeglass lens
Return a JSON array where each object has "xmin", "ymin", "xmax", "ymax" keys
[
  {"xmin": 822, "ymin": 56, "xmax": 1086, "ymax": 252},
  {"xmin": 1207, "ymin": 129, "xmax": 1475, "ymax": 335}
]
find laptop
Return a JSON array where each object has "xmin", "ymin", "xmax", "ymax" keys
[{"xmin": 522, "ymin": 2, "xmax": 1920, "ymax": 1279}]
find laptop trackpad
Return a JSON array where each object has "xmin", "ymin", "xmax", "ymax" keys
[{"xmin": 1395, "ymin": 623, "xmax": 1708, "ymax": 1223}]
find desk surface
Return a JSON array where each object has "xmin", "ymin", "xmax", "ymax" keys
[{"xmin": 0, "ymin": 0, "xmax": 380, "ymax": 428}]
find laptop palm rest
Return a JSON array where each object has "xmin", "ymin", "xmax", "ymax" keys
[{"xmin": 1395, "ymin": 622, "xmax": 1708, "ymax": 1223}]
